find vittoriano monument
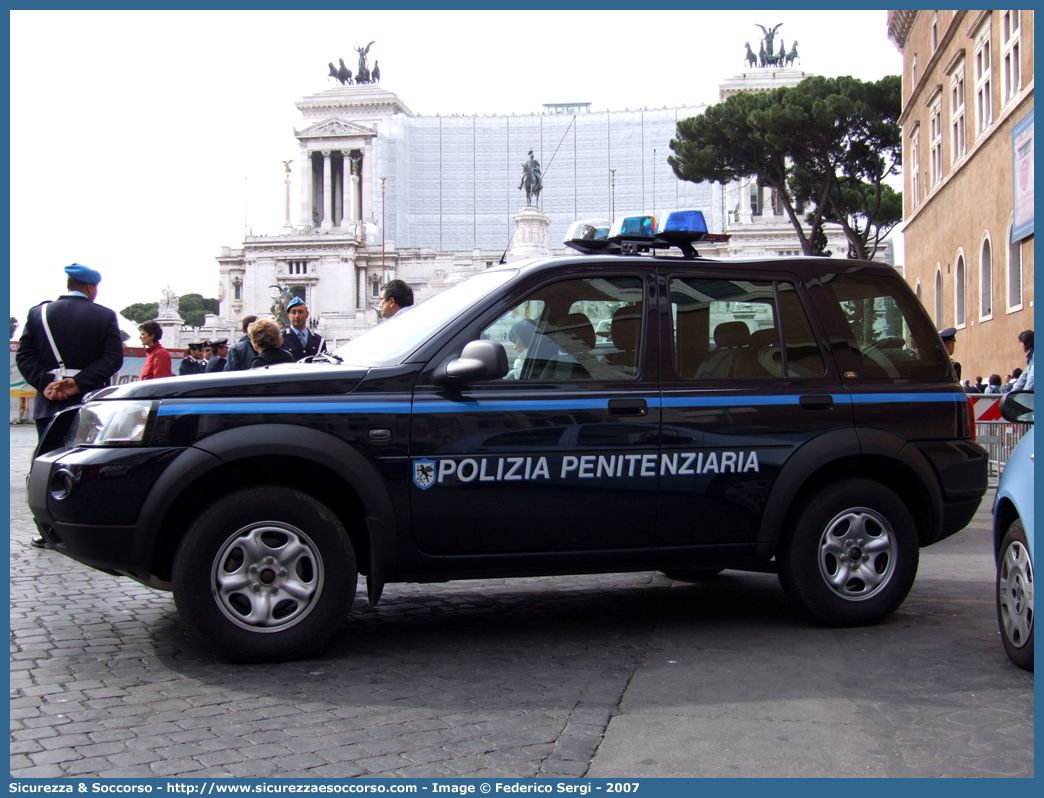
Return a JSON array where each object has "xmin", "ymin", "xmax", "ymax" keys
[
  {"xmin": 744, "ymin": 23, "xmax": 799, "ymax": 68},
  {"xmin": 518, "ymin": 150, "xmax": 543, "ymax": 206}
]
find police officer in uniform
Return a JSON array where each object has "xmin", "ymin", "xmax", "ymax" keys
[
  {"xmin": 281, "ymin": 297, "xmax": 327, "ymax": 361},
  {"xmin": 205, "ymin": 339, "xmax": 229, "ymax": 372},
  {"xmin": 16, "ymin": 263, "xmax": 124, "ymax": 548},
  {"xmin": 940, "ymin": 327, "xmax": 961, "ymax": 381},
  {"xmin": 178, "ymin": 342, "xmax": 206, "ymax": 375}
]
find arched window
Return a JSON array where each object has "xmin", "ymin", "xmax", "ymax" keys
[
  {"xmin": 1007, "ymin": 220, "xmax": 1023, "ymax": 311},
  {"xmin": 955, "ymin": 253, "xmax": 966, "ymax": 328},
  {"xmin": 980, "ymin": 234, "xmax": 993, "ymax": 319},
  {"xmin": 935, "ymin": 267, "xmax": 943, "ymax": 328}
]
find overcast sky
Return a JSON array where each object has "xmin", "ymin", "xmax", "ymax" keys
[{"xmin": 9, "ymin": 9, "xmax": 902, "ymax": 333}]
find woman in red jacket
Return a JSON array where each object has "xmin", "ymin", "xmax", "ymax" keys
[{"xmin": 139, "ymin": 321, "xmax": 173, "ymax": 380}]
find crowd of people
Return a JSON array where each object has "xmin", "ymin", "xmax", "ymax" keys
[
  {"xmin": 137, "ymin": 279, "xmax": 415, "ymax": 378},
  {"xmin": 953, "ymin": 328, "xmax": 1035, "ymax": 394}
]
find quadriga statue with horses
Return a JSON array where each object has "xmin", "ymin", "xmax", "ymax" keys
[
  {"xmin": 745, "ymin": 24, "xmax": 799, "ymax": 69},
  {"xmin": 325, "ymin": 42, "xmax": 380, "ymax": 85}
]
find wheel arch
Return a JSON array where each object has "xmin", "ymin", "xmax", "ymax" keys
[
  {"xmin": 140, "ymin": 425, "xmax": 395, "ymax": 587},
  {"xmin": 993, "ymin": 497, "xmax": 1021, "ymax": 557},
  {"xmin": 756, "ymin": 428, "xmax": 943, "ymax": 558}
]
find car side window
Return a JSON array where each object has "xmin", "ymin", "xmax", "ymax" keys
[
  {"xmin": 669, "ymin": 277, "xmax": 825, "ymax": 379},
  {"xmin": 822, "ymin": 273, "xmax": 949, "ymax": 379},
  {"xmin": 480, "ymin": 276, "xmax": 644, "ymax": 381}
]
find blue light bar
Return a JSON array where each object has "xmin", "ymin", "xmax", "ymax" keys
[{"xmin": 657, "ymin": 209, "xmax": 708, "ymax": 235}]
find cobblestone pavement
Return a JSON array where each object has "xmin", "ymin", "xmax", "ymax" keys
[{"xmin": 9, "ymin": 423, "xmax": 1034, "ymax": 778}]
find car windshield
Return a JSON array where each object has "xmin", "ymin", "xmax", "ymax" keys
[{"xmin": 332, "ymin": 269, "xmax": 517, "ymax": 367}]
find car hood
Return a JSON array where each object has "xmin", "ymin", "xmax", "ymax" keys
[{"xmin": 98, "ymin": 363, "xmax": 371, "ymax": 399}]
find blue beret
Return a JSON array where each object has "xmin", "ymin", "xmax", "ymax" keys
[
  {"xmin": 286, "ymin": 297, "xmax": 306, "ymax": 310},
  {"xmin": 64, "ymin": 263, "xmax": 102, "ymax": 284}
]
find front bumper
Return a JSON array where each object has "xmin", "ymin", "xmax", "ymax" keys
[{"xmin": 27, "ymin": 443, "xmax": 218, "ymax": 583}]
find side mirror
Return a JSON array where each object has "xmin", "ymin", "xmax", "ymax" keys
[
  {"xmin": 999, "ymin": 390, "xmax": 1034, "ymax": 424},
  {"xmin": 432, "ymin": 340, "xmax": 509, "ymax": 387}
]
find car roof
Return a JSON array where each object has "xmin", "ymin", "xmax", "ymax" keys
[{"xmin": 491, "ymin": 253, "xmax": 893, "ymax": 280}]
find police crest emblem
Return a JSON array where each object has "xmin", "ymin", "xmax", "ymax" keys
[{"xmin": 412, "ymin": 458, "xmax": 436, "ymax": 490}]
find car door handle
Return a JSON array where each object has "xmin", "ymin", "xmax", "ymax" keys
[
  {"xmin": 799, "ymin": 395, "xmax": 834, "ymax": 410},
  {"xmin": 609, "ymin": 399, "xmax": 648, "ymax": 416}
]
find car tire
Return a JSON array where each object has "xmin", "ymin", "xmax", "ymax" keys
[
  {"xmin": 996, "ymin": 519, "xmax": 1034, "ymax": 671},
  {"xmin": 172, "ymin": 486, "xmax": 357, "ymax": 663},
  {"xmin": 778, "ymin": 478, "xmax": 918, "ymax": 627},
  {"xmin": 662, "ymin": 568, "xmax": 725, "ymax": 582}
]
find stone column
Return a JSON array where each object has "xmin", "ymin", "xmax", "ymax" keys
[
  {"xmin": 320, "ymin": 151, "xmax": 333, "ymax": 229},
  {"xmin": 357, "ymin": 264, "xmax": 367, "ymax": 311},
  {"xmin": 338, "ymin": 152, "xmax": 350, "ymax": 229},
  {"xmin": 738, "ymin": 178, "xmax": 753, "ymax": 225},
  {"xmin": 299, "ymin": 146, "xmax": 311, "ymax": 228},
  {"xmin": 360, "ymin": 147, "xmax": 372, "ymax": 223}
]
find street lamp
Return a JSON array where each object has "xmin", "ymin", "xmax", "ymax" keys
[{"xmin": 610, "ymin": 168, "xmax": 616, "ymax": 220}]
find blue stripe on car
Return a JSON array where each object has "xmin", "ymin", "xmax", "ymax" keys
[{"xmin": 155, "ymin": 392, "xmax": 967, "ymax": 417}]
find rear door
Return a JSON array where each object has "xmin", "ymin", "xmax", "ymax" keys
[
  {"xmin": 409, "ymin": 267, "xmax": 662, "ymax": 555},
  {"xmin": 656, "ymin": 267, "xmax": 851, "ymax": 548}
]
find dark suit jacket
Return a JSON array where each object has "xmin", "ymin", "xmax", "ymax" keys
[
  {"xmin": 16, "ymin": 294, "xmax": 124, "ymax": 420},
  {"xmin": 205, "ymin": 355, "xmax": 228, "ymax": 373},
  {"xmin": 179, "ymin": 358, "xmax": 205, "ymax": 376},
  {"xmin": 281, "ymin": 327, "xmax": 327, "ymax": 361}
]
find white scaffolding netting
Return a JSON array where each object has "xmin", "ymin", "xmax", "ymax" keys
[{"xmin": 375, "ymin": 107, "xmax": 736, "ymax": 252}]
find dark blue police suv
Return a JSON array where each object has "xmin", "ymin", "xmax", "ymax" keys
[{"xmin": 26, "ymin": 242, "xmax": 988, "ymax": 662}]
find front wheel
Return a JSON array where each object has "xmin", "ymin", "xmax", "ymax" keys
[
  {"xmin": 172, "ymin": 486, "xmax": 357, "ymax": 663},
  {"xmin": 778, "ymin": 479, "xmax": 919, "ymax": 627},
  {"xmin": 997, "ymin": 519, "xmax": 1034, "ymax": 671}
]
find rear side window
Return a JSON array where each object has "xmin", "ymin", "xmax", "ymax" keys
[
  {"xmin": 669, "ymin": 277, "xmax": 826, "ymax": 379},
  {"xmin": 822, "ymin": 273, "xmax": 949, "ymax": 379}
]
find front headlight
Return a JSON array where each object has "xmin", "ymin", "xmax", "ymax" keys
[{"xmin": 68, "ymin": 401, "xmax": 153, "ymax": 446}]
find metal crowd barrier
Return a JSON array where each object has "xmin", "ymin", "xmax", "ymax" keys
[{"xmin": 976, "ymin": 420, "xmax": 1031, "ymax": 477}]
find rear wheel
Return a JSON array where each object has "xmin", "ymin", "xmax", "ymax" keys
[
  {"xmin": 996, "ymin": 519, "xmax": 1034, "ymax": 671},
  {"xmin": 172, "ymin": 486, "xmax": 357, "ymax": 663},
  {"xmin": 778, "ymin": 479, "xmax": 918, "ymax": 627}
]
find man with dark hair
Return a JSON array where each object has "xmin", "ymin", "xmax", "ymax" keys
[
  {"xmin": 16, "ymin": 263, "xmax": 124, "ymax": 548},
  {"xmin": 224, "ymin": 315, "xmax": 258, "ymax": 372},
  {"xmin": 281, "ymin": 298, "xmax": 327, "ymax": 361},
  {"xmin": 379, "ymin": 279, "xmax": 414, "ymax": 320},
  {"xmin": 1011, "ymin": 329, "xmax": 1034, "ymax": 391},
  {"xmin": 179, "ymin": 342, "xmax": 207, "ymax": 375},
  {"xmin": 205, "ymin": 339, "xmax": 229, "ymax": 372}
]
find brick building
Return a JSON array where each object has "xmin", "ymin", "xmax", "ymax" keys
[{"xmin": 888, "ymin": 10, "xmax": 1034, "ymax": 383}]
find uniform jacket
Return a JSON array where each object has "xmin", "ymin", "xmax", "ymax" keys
[
  {"xmin": 224, "ymin": 335, "xmax": 253, "ymax": 372},
  {"xmin": 179, "ymin": 357, "xmax": 205, "ymax": 376},
  {"xmin": 16, "ymin": 294, "xmax": 124, "ymax": 420},
  {"xmin": 205, "ymin": 354, "xmax": 228, "ymax": 373},
  {"xmin": 281, "ymin": 327, "xmax": 327, "ymax": 362},
  {"xmin": 141, "ymin": 343, "xmax": 173, "ymax": 380}
]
